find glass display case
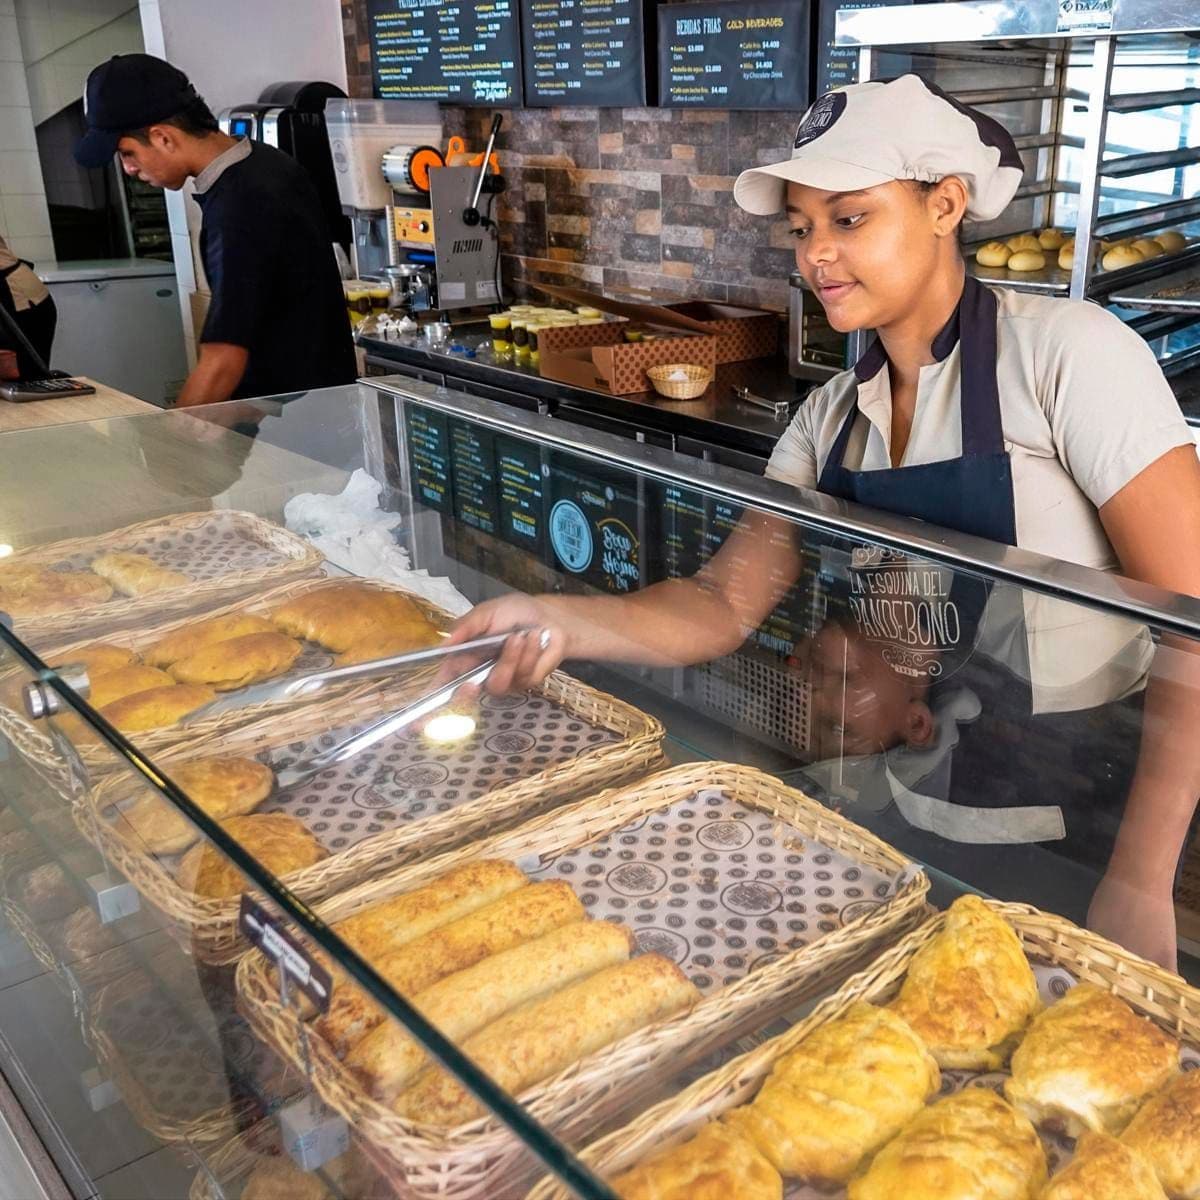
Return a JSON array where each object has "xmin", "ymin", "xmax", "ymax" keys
[{"xmin": 0, "ymin": 378, "xmax": 1198, "ymax": 1199}]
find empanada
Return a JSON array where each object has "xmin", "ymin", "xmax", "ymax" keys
[
  {"xmin": 1040, "ymin": 1131, "xmax": 1167, "ymax": 1200},
  {"xmin": 725, "ymin": 1003, "xmax": 939, "ymax": 1183},
  {"xmin": 335, "ymin": 624, "xmax": 443, "ymax": 666},
  {"xmin": 176, "ymin": 813, "xmax": 326, "ymax": 899},
  {"xmin": 891, "ymin": 895, "xmax": 1041, "ymax": 1068},
  {"xmin": 87, "ymin": 665, "xmax": 175, "ymax": 709},
  {"xmin": 144, "ymin": 613, "xmax": 278, "ymax": 668},
  {"xmin": 118, "ymin": 756, "xmax": 275, "ymax": 855},
  {"xmin": 611, "ymin": 1122, "xmax": 783, "ymax": 1200},
  {"xmin": 1121, "ymin": 1069, "xmax": 1200, "ymax": 1198},
  {"xmin": 58, "ymin": 643, "xmax": 137, "ymax": 677},
  {"xmin": 847, "ymin": 1088, "xmax": 1047, "ymax": 1200},
  {"xmin": 99, "ymin": 684, "xmax": 217, "ymax": 733},
  {"xmin": 91, "ymin": 552, "xmax": 189, "ymax": 596},
  {"xmin": 271, "ymin": 583, "xmax": 438, "ymax": 653},
  {"xmin": 1006, "ymin": 984, "xmax": 1179, "ymax": 1136},
  {"xmin": 0, "ymin": 568, "xmax": 113, "ymax": 615},
  {"xmin": 167, "ymin": 632, "xmax": 302, "ymax": 691}
]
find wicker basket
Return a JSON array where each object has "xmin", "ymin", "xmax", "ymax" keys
[
  {"xmin": 527, "ymin": 899, "xmax": 1200, "ymax": 1199},
  {"xmin": 235, "ymin": 761, "xmax": 928, "ymax": 1200},
  {"xmin": 4, "ymin": 511, "xmax": 322, "ymax": 647},
  {"xmin": 646, "ymin": 362, "xmax": 714, "ymax": 400},
  {"xmin": 75, "ymin": 665, "xmax": 664, "ymax": 965}
]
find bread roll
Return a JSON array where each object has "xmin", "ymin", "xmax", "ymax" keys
[
  {"xmin": 1103, "ymin": 244, "xmax": 1146, "ymax": 270},
  {"xmin": 1130, "ymin": 238, "xmax": 1164, "ymax": 259},
  {"xmin": 144, "ymin": 613, "xmax": 278, "ymax": 668},
  {"xmin": 19, "ymin": 862, "xmax": 76, "ymax": 922},
  {"xmin": 611, "ymin": 1122, "xmax": 783, "ymax": 1200},
  {"xmin": 177, "ymin": 813, "xmax": 327, "ymax": 899},
  {"xmin": 87, "ymin": 665, "xmax": 175, "ymax": 709},
  {"xmin": 271, "ymin": 583, "xmax": 438, "ymax": 653},
  {"xmin": 91, "ymin": 552, "xmax": 189, "ymax": 596},
  {"xmin": 58, "ymin": 643, "xmax": 138, "ymax": 677},
  {"xmin": 168, "ymin": 632, "xmax": 302, "ymax": 691},
  {"xmin": 1155, "ymin": 230, "xmax": 1187, "ymax": 253},
  {"xmin": 316, "ymin": 880, "xmax": 584, "ymax": 1057},
  {"xmin": 1038, "ymin": 228, "xmax": 1068, "ymax": 250},
  {"xmin": 346, "ymin": 920, "xmax": 635, "ymax": 1103},
  {"xmin": 1041, "ymin": 1131, "xmax": 1167, "ymax": 1200},
  {"xmin": 1006, "ymin": 233, "xmax": 1042, "ymax": 253},
  {"xmin": 119, "ymin": 756, "xmax": 275, "ymax": 855},
  {"xmin": 1008, "ymin": 250, "xmax": 1047, "ymax": 272},
  {"xmin": 975, "ymin": 242, "xmax": 1012, "ymax": 267},
  {"xmin": 335, "ymin": 624, "xmax": 443, "ymax": 667},
  {"xmin": 1058, "ymin": 242, "xmax": 1075, "ymax": 270},
  {"xmin": 1120, "ymin": 1069, "xmax": 1200, "ymax": 1197},
  {"xmin": 395, "ymin": 953, "xmax": 699, "ymax": 1126},
  {"xmin": 99, "ymin": 684, "xmax": 217, "ymax": 733}
]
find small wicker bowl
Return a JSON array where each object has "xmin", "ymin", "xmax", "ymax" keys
[{"xmin": 646, "ymin": 362, "xmax": 714, "ymax": 400}]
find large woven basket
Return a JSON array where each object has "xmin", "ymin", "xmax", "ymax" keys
[
  {"xmin": 3, "ymin": 510, "xmax": 322, "ymax": 647},
  {"xmin": 75, "ymin": 666, "xmax": 664, "ymax": 965},
  {"xmin": 235, "ymin": 761, "xmax": 928, "ymax": 1200},
  {"xmin": 527, "ymin": 899, "xmax": 1200, "ymax": 1199}
]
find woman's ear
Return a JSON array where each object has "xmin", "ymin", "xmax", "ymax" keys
[
  {"xmin": 931, "ymin": 176, "xmax": 969, "ymax": 239},
  {"xmin": 903, "ymin": 700, "xmax": 937, "ymax": 749}
]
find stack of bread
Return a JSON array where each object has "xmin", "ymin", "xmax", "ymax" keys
[
  {"xmin": 0, "ymin": 550, "xmax": 191, "ymax": 618},
  {"xmin": 609, "ymin": 894, "xmax": 1198, "ymax": 1200},
  {"xmin": 288, "ymin": 859, "xmax": 699, "ymax": 1128},
  {"xmin": 975, "ymin": 228, "xmax": 1190, "ymax": 274}
]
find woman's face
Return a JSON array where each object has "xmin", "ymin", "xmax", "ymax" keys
[{"xmin": 786, "ymin": 179, "xmax": 947, "ymax": 333}]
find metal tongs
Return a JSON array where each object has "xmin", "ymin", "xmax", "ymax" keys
[{"xmin": 731, "ymin": 384, "xmax": 793, "ymax": 421}]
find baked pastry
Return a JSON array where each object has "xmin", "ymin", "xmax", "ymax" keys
[
  {"xmin": 316, "ymin": 879, "xmax": 584, "ymax": 1057},
  {"xmin": 1005, "ymin": 983, "xmax": 1179, "ymax": 1136},
  {"xmin": 144, "ymin": 613, "xmax": 278, "ymax": 668},
  {"xmin": 1008, "ymin": 250, "xmax": 1047, "ymax": 272},
  {"xmin": 1007, "ymin": 233, "xmax": 1043, "ymax": 253},
  {"xmin": 394, "ymin": 953, "xmax": 699, "ymax": 1126},
  {"xmin": 335, "ymin": 624, "xmax": 443, "ymax": 667},
  {"xmin": 167, "ymin": 632, "xmax": 302, "ymax": 691},
  {"xmin": 724, "ymin": 1002, "xmax": 939, "ymax": 1183},
  {"xmin": 1121, "ymin": 1069, "xmax": 1200, "ymax": 1198},
  {"xmin": 59, "ymin": 643, "xmax": 138, "ymax": 677},
  {"xmin": 1040, "ymin": 1131, "xmax": 1167, "ymax": 1200},
  {"xmin": 87, "ymin": 665, "xmax": 175, "ymax": 709},
  {"xmin": 611, "ymin": 1122, "xmax": 783, "ymax": 1200},
  {"xmin": 1038, "ymin": 228, "xmax": 1069, "ymax": 250},
  {"xmin": 176, "ymin": 813, "xmax": 326, "ymax": 899},
  {"xmin": 891, "ymin": 894, "xmax": 1040, "ymax": 1069},
  {"xmin": 1103, "ymin": 244, "xmax": 1146, "ymax": 270},
  {"xmin": 57, "ymin": 905, "xmax": 120, "ymax": 961},
  {"xmin": 1059, "ymin": 242, "xmax": 1076, "ymax": 270},
  {"xmin": 1156, "ymin": 230, "xmax": 1187, "ymax": 253},
  {"xmin": 19, "ymin": 862, "xmax": 76, "ymax": 922},
  {"xmin": 0, "ymin": 568, "xmax": 113, "ymax": 616},
  {"xmin": 240, "ymin": 1150, "xmax": 385, "ymax": 1200},
  {"xmin": 1131, "ymin": 238, "xmax": 1165, "ymax": 259},
  {"xmin": 99, "ymin": 684, "xmax": 217, "ymax": 733},
  {"xmin": 976, "ymin": 242, "xmax": 1012, "ymax": 267},
  {"xmin": 90, "ymin": 552, "xmax": 189, "ymax": 596},
  {"xmin": 118, "ymin": 756, "xmax": 275, "ymax": 855},
  {"xmin": 347, "ymin": 920, "xmax": 634, "ymax": 1103},
  {"xmin": 847, "ymin": 1088, "xmax": 1047, "ymax": 1200},
  {"xmin": 271, "ymin": 583, "xmax": 439, "ymax": 653}
]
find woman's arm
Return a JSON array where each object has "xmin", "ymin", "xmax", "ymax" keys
[{"xmin": 1092, "ymin": 443, "xmax": 1200, "ymax": 970}]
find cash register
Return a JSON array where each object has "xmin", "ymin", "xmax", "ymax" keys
[{"xmin": 0, "ymin": 303, "xmax": 94, "ymax": 403}]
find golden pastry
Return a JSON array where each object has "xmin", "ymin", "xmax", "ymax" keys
[
  {"xmin": 167, "ymin": 631, "xmax": 302, "ymax": 691},
  {"xmin": 891, "ymin": 894, "xmax": 1040, "ymax": 1069},
  {"xmin": 316, "ymin": 880, "xmax": 584, "ymax": 1057},
  {"xmin": 90, "ymin": 552, "xmax": 189, "ymax": 596},
  {"xmin": 1156, "ymin": 230, "xmax": 1187, "ymax": 253},
  {"xmin": 240, "ymin": 1150, "xmax": 382, "ymax": 1200},
  {"xmin": 118, "ymin": 756, "xmax": 275, "ymax": 855},
  {"xmin": 1131, "ymin": 238, "xmax": 1165, "ymax": 259},
  {"xmin": 1103, "ymin": 244, "xmax": 1146, "ymax": 270},
  {"xmin": 144, "ymin": 613, "xmax": 278, "ymax": 668},
  {"xmin": 1007, "ymin": 233, "xmax": 1043, "ymax": 253},
  {"xmin": 0, "ymin": 568, "xmax": 113, "ymax": 616},
  {"xmin": 346, "ymin": 920, "xmax": 634, "ymax": 1104},
  {"xmin": 335, "ymin": 624, "xmax": 443, "ymax": 666},
  {"xmin": 612, "ymin": 1122, "xmax": 783, "ymax": 1200},
  {"xmin": 1121, "ymin": 1069, "xmax": 1200, "ymax": 1198},
  {"xmin": 56, "ymin": 643, "xmax": 137, "ymax": 677},
  {"xmin": 394, "ymin": 953, "xmax": 699, "ymax": 1126},
  {"xmin": 57, "ymin": 905, "xmax": 121, "ymax": 962},
  {"xmin": 99, "ymin": 684, "xmax": 217, "ymax": 733},
  {"xmin": 176, "ymin": 813, "xmax": 326, "ymax": 899},
  {"xmin": 847, "ymin": 1088, "xmax": 1047, "ymax": 1200},
  {"xmin": 724, "ymin": 1002, "xmax": 939, "ymax": 1184},
  {"xmin": 1038, "ymin": 228, "xmax": 1069, "ymax": 250},
  {"xmin": 1006, "ymin": 983, "xmax": 1179, "ymax": 1136},
  {"xmin": 271, "ymin": 583, "xmax": 439, "ymax": 653},
  {"xmin": 1039, "ymin": 1131, "xmax": 1167, "ymax": 1200},
  {"xmin": 1058, "ymin": 242, "xmax": 1076, "ymax": 270},
  {"xmin": 87, "ymin": 665, "xmax": 175, "ymax": 709},
  {"xmin": 976, "ymin": 242, "xmax": 1013, "ymax": 267},
  {"xmin": 1008, "ymin": 250, "xmax": 1047, "ymax": 272}
]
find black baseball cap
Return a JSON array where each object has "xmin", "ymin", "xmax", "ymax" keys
[{"xmin": 75, "ymin": 54, "xmax": 199, "ymax": 168}]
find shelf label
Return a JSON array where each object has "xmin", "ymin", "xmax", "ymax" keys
[
  {"xmin": 239, "ymin": 896, "xmax": 333, "ymax": 1014},
  {"xmin": 1057, "ymin": 0, "xmax": 1114, "ymax": 33}
]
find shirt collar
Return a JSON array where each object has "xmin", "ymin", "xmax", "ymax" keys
[
  {"xmin": 193, "ymin": 137, "xmax": 251, "ymax": 195},
  {"xmin": 851, "ymin": 280, "xmax": 967, "ymax": 382}
]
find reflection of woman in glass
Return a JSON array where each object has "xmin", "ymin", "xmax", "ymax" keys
[{"xmin": 450, "ymin": 76, "xmax": 1200, "ymax": 970}]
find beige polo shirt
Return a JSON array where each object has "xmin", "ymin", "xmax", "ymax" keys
[
  {"xmin": 0, "ymin": 237, "xmax": 49, "ymax": 312},
  {"xmin": 767, "ymin": 286, "xmax": 1193, "ymax": 712}
]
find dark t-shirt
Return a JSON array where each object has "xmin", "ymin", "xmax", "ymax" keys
[{"xmin": 194, "ymin": 142, "xmax": 355, "ymax": 400}]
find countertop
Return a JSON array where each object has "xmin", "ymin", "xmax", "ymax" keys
[
  {"xmin": 36, "ymin": 258, "xmax": 177, "ymax": 284},
  {"xmin": 0, "ymin": 377, "xmax": 157, "ymax": 434}
]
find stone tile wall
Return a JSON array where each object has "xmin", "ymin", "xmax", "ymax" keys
[{"xmin": 341, "ymin": 2, "xmax": 797, "ymax": 310}]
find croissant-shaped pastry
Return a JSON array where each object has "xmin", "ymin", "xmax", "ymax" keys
[
  {"xmin": 1039, "ymin": 1131, "xmax": 1167, "ymax": 1200},
  {"xmin": 1121, "ymin": 1069, "xmax": 1200, "ymax": 1198}
]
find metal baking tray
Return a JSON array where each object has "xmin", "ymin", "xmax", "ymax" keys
[{"xmin": 1108, "ymin": 261, "xmax": 1200, "ymax": 313}]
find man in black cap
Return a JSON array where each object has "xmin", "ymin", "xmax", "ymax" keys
[{"xmin": 75, "ymin": 54, "xmax": 354, "ymax": 407}]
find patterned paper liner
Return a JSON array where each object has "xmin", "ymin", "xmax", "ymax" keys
[{"xmin": 525, "ymin": 785, "xmax": 898, "ymax": 997}]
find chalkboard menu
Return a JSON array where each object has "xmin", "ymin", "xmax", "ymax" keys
[
  {"xmin": 495, "ymin": 434, "xmax": 547, "ymax": 555},
  {"xmin": 522, "ymin": 0, "xmax": 648, "ymax": 107},
  {"xmin": 449, "ymin": 419, "xmax": 500, "ymax": 536},
  {"xmin": 815, "ymin": 0, "xmax": 912, "ymax": 95},
  {"xmin": 662, "ymin": 481, "xmax": 707, "ymax": 579},
  {"xmin": 659, "ymin": 0, "xmax": 810, "ymax": 110},
  {"xmin": 368, "ymin": 0, "xmax": 522, "ymax": 105},
  {"xmin": 405, "ymin": 406, "xmax": 451, "ymax": 514}
]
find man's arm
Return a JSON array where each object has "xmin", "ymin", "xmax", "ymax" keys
[{"xmin": 175, "ymin": 342, "xmax": 249, "ymax": 408}]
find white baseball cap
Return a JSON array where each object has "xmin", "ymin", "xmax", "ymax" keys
[{"xmin": 734, "ymin": 74, "xmax": 1023, "ymax": 222}]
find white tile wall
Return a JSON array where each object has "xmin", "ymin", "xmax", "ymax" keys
[
  {"xmin": 0, "ymin": 147, "xmax": 42, "ymax": 193},
  {"xmin": 0, "ymin": 5, "xmax": 51, "ymax": 262},
  {"xmin": 0, "ymin": 104, "xmax": 35, "ymax": 149}
]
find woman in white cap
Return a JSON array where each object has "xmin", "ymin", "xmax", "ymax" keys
[{"xmin": 447, "ymin": 76, "xmax": 1200, "ymax": 969}]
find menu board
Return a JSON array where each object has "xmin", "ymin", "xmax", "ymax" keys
[
  {"xmin": 816, "ymin": 0, "xmax": 912, "ymax": 95},
  {"xmin": 368, "ymin": 0, "xmax": 522, "ymax": 105},
  {"xmin": 522, "ymin": 0, "xmax": 648, "ymax": 107},
  {"xmin": 449, "ymin": 419, "xmax": 500, "ymax": 536},
  {"xmin": 405, "ymin": 406, "xmax": 451, "ymax": 514},
  {"xmin": 659, "ymin": 0, "xmax": 810, "ymax": 110},
  {"xmin": 662, "ymin": 481, "xmax": 707, "ymax": 579},
  {"xmin": 495, "ymin": 434, "xmax": 547, "ymax": 555}
]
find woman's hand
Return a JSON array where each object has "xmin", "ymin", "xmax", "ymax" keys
[
  {"xmin": 1087, "ymin": 870, "xmax": 1179, "ymax": 974},
  {"xmin": 439, "ymin": 594, "xmax": 568, "ymax": 695}
]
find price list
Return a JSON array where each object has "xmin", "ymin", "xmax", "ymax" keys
[
  {"xmin": 816, "ymin": 0, "xmax": 912, "ymax": 95},
  {"xmin": 659, "ymin": 0, "xmax": 810, "ymax": 110},
  {"xmin": 449, "ymin": 419, "xmax": 500, "ymax": 536},
  {"xmin": 662, "ymin": 481, "xmax": 707, "ymax": 580},
  {"xmin": 368, "ymin": 0, "xmax": 521, "ymax": 105},
  {"xmin": 495, "ymin": 434, "xmax": 547, "ymax": 555},
  {"xmin": 404, "ymin": 406, "xmax": 451, "ymax": 514},
  {"xmin": 522, "ymin": 0, "xmax": 647, "ymax": 107}
]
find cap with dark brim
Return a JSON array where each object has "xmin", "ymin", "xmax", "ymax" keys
[
  {"xmin": 734, "ymin": 157, "xmax": 896, "ymax": 216},
  {"xmin": 74, "ymin": 125, "xmax": 122, "ymax": 169}
]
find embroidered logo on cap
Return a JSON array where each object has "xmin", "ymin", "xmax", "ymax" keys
[{"xmin": 793, "ymin": 91, "xmax": 847, "ymax": 151}]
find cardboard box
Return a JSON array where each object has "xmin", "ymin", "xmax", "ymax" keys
[{"xmin": 665, "ymin": 301, "xmax": 780, "ymax": 364}]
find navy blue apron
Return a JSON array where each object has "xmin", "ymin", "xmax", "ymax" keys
[{"xmin": 813, "ymin": 275, "xmax": 1141, "ymax": 922}]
